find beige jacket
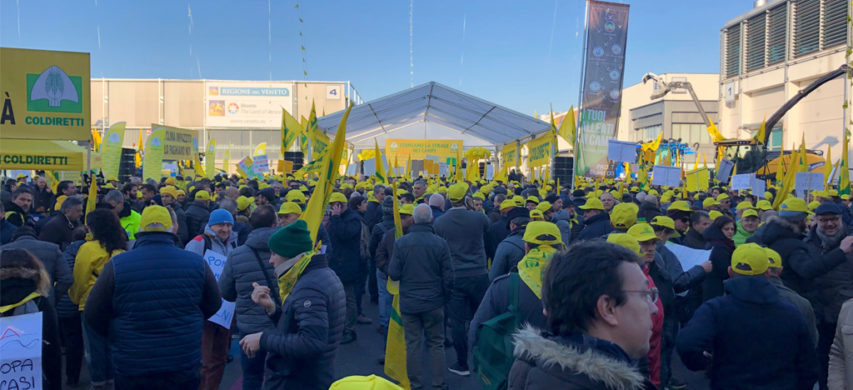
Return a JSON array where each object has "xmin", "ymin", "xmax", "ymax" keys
[{"xmin": 829, "ymin": 298, "xmax": 853, "ymax": 390}]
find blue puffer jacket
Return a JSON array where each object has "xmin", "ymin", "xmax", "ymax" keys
[
  {"xmin": 261, "ymin": 254, "xmax": 346, "ymax": 390},
  {"xmin": 108, "ymin": 232, "xmax": 219, "ymax": 376},
  {"xmin": 677, "ymin": 276, "xmax": 818, "ymax": 390},
  {"xmin": 327, "ymin": 209, "xmax": 366, "ymax": 283}
]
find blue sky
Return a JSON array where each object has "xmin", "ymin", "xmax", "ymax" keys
[{"xmin": 0, "ymin": 0, "xmax": 753, "ymax": 116}]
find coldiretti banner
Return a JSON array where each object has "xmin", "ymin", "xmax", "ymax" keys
[
  {"xmin": 526, "ymin": 133, "xmax": 552, "ymax": 167},
  {"xmin": 0, "ymin": 139, "xmax": 87, "ymax": 170},
  {"xmin": 501, "ymin": 143, "xmax": 518, "ymax": 168},
  {"xmin": 150, "ymin": 124, "xmax": 199, "ymax": 161},
  {"xmin": 385, "ymin": 139, "xmax": 462, "ymax": 161},
  {"xmin": 0, "ymin": 48, "xmax": 91, "ymax": 141}
]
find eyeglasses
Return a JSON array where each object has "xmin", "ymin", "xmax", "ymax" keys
[{"xmin": 623, "ymin": 287, "xmax": 659, "ymax": 304}]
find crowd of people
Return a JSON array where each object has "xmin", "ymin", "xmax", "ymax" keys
[{"xmin": 2, "ymin": 170, "xmax": 853, "ymax": 390}]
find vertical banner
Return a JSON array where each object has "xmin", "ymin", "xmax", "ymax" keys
[
  {"xmin": 501, "ymin": 142, "xmax": 518, "ymax": 169},
  {"xmin": 100, "ymin": 122, "xmax": 126, "ymax": 181},
  {"xmin": 577, "ymin": 0, "xmax": 630, "ymax": 178},
  {"xmin": 205, "ymin": 138, "xmax": 216, "ymax": 179},
  {"xmin": 142, "ymin": 128, "xmax": 166, "ymax": 181}
]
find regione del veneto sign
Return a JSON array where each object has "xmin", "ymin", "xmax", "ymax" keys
[{"xmin": 0, "ymin": 47, "xmax": 91, "ymax": 141}]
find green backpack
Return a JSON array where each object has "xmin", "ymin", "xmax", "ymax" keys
[{"xmin": 473, "ymin": 272, "xmax": 520, "ymax": 390}]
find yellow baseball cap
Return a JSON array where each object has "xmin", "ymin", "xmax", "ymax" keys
[
  {"xmin": 472, "ymin": 192, "xmax": 485, "ymax": 200},
  {"xmin": 140, "ymin": 205, "xmax": 173, "ymax": 232},
  {"xmin": 764, "ymin": 191, "xmax": 774, "ymax": 200},
  {"xmin": 780, "ymin": 198, "xmax": 809, "ymax": 213},
  {"xmin": 766, "ymin": 248, "xmax": 782, "ymax": 269},
  {"xmin": 668, "ymin": 200, "xmax": 691, "ymax": 213},
  {"xmin": 53, "ymin": 195, "xmax": 68, "ymax": 211},
  {"xmin": 512, "ymin": 195, "xmax": 524, "ymax": 207},
  {"xmin": 399, "ymin": 203, "xmax": 415, "ymax": 216},
  {"xmin": 164, "ymin": 177, "xmax": 177, "ymax": 186},
  {"xmin": 703, "ymin": 198, "xmax": 719, "ymax": 208},
  {"xmin": 627, "ymin": 222, "xmax": 657, "ymax": 243},
  {"xmin": 529, "ymin": 209, "xmax": 544, "ymax": 221},
  {"xmin": 329, "ymin": 192, "xmax": 348, "ymax": 204},
  {"xmin": 536, "ymin": 201, "xmax": 552, "ymax": 213},
  {"xmin": 607, "ymin": 233, "xmax": 641, "ymax": 256},
  {"xmin": 579, "ymin": 198, "xmax": 604, "ymax": 211},
  {"xmin": 526, "ymin": 196, "xmax": 540, "ymax": 205},
  {"xmin": 195, "ymin": 190, "xmax": 210, "ymax": 201},
  {"xmin": 286, "ymin": 190, "xmax": 306, "ymax": 204},
  {"xmin": 731, "ymin": 243, "xmax": 770, "ymax": 276},
  {"xmin": 447, "ymin": 182, "xmax": 469, "ymax": 201},
  {"xmin": 842, "ymin": 194, "xmax": 851, "ymax": 201},
  {"xmin": 277, "ymin": 202, "xmax": 302, "ymax": 216},
  {"xmin": 160, "ymin": 185, "xmax": 179, "ymax": 199},
  {"xmin": 500, "ymin": 199, "xmax": 516, "ymax": 211},
  {"xmin": 756, "ymin": 200, "xmax": 773, "ymax": 211},
  {"xmin": 808, "ymin": 201, "xmax": 820, "ymax": 211},
  {"xmin": 611, "ymin": 203, "xmax": 639, "ymax": 229},
  {"xmin": 650, "ymin": 215, "xmax": 675, "ymax": 230},
  {"xmin": 237, "ymin": 196, "xmax": 253, "ymax": 211},
  {"xmin": 709, "ymin": 210, "xmax": 723, "ymax": 220},
  {"xmin": 717, "ymin": 193, "xmax": 730, "ymax": 201},
  {"xmin": 736, "ymin": 201, "xmax": 754, "ymax": 210},
  {"xmin": 522, "ymin": 221, "xmax": 562, "ymax": 246},
  {"xmin": 828, "ymin": 189, "xmax": 840, "ymax": 197},
  {"xmin": 742, "ymin": 209, "xmax": 759, "ymax": 219}
]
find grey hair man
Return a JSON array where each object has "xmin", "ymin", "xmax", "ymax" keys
[{"xmin": 389, "ymin": 203, "xmax": 452, "ymax": 390}]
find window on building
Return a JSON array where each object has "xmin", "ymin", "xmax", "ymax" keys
[
  {"xmin": 794, "ymin": 0, "xmax": 821, "ymax": 58},
  {"xmin": 725, "ymin": 24, "xmax": 742, "ymax": 78},
  {"xmin": 767, "ymin": 5, "xmax": 788, "ymax": 65},
  {"xmin": 823, "ymin": 0, "xmax": 848, "ymax": 49},
  {"xmin": 671, "ymin": 123, "xmax": 713, "ymax": 146},
  {"xmin": 746, "ymin": 13, "xmax": 766, "ymax": 71},
  {"xmin": 769, "ymin": 127, "xmax": 783, "ymax": 151},
  {"xmin": 636, "ymin": 125, "xmax": 662, "ymax": 143}
]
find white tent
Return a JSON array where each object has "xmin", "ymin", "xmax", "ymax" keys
[{"xmin": 316, "ymin": 81, "xmax": 551, "ymax": 150}]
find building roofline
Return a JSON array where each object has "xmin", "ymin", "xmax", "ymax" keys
[
  {"xmin": 722, "ymin": 0, "xmax": 785, "ymax": 29},
  {"xmin": 90, "ymin": 78, "xmax": 348, "ymax": 84}
]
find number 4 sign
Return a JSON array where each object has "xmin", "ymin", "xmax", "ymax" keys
[{"xmin": 326, "ymin": 85, "xmax": 340, "ymax": 100}]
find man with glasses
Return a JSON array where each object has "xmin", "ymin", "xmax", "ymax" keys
[
  {"xmin": 677, "ymin": 243, "xmax": 819, "ymax": 389},
  {"xmin": 665, "ymin": 200, "xmax": 692, "ymax": 245}
]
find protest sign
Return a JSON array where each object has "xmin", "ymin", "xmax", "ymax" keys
[
  {"xmin": 652, "ymin": 165, "xmax": 681, "ymax": 187},
  {"xmin": 665, "ymin": 242, "xmax": 712, "ymax": 270},
  {"xmin": 0, "ymin": 312, "xmax": 43, "ymax": 389},
  {"xmin": 203, "ymin": 250, "xmax": 235, "ymax": 329},
  {"xmin": 607, "ymin": 140, "xmax": 638, "ymax": 163}
]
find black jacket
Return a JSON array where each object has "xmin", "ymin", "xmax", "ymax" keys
[
  {"xmin": 682, "ymin": 227, "xmax": 707, "ymax": 250},
  {"xmin": 748, "ymin": 216, "xmax": 847, "ymax": 296},
  {"xmin": 509, "ymin": 325, "xmax": 645, "ymax": 390},
  {"xmin": 261, "ymin": 254, "xmax": 346, "ymax": 390},
  {"xmin": 33, "ymin": 187, "xmax": 54, "ymax": 214},
  {"xmin": 677, "ymin": 276, "xmax": 818, "ymax": 390},
  {"xmin": 469, "ymin": 273, "xmax": 546, "ymax": 353},
  {"xmin": 184, "ymin": 201, "xmax": 211, "ymax": 238},
  {"xmin": 485, "ymin": 216, "xmax": 510, "ymax": 261},
  {"xmin": 328, "ymin": 209, "xmax": 366, "ymax": 283},
  {"xmin": 702, "ymin": 223, "xmax": 735, "ymax": 301},
  {"xmin": 0, "ymin": 235, "xmax": 73, "ymax": 305},
  {"xmin": 38, "ymin": 213, "xmax": 76, "ymax": 251},
  {"xmin": 364, "ymin": 200, "xmax": 383, "ymax": 232},
  {"xmin": 804, "ymin": 225, "xmax": 853, "ymax": 323},
  {"xmin": 573, "ymin": 212, "xmax": 613, "ymax": 242},
  {"xmin": 388, "ymin": 223, "xmax": 453, "ymax": 314}
]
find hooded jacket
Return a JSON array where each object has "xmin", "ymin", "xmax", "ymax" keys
[
  {"xmin": 1, "ymin": 233, "xmax": 73, "ymax": 305},
  {"xmin": 677, "ymin": 276, "xmax": 818, "ymax": 390},
  {"xmin": 117, "ymin": 202, "xmax": 141, "ymax": 240},
  {"xmin": 508, "ymin": 325, "xmax": 645, "ymax": 390},
  {"xmin": 732, "ymin": 221, "xmax": 753, "ymax": 247},
  {"xmin": 184, "ymin": 224, "xmax": 239, "ymax": 258},
  {"xmin": 489, "ymin": 227, "xmax": 526, "ymax": 281},
  {"xmin": 261, "ymin": 254, "xmax": 346, "ymax": 390},
  {"xmin": 68, "ymin": 239, "xmax": 124, "ymax": 311},
  {"xmin": 218, "ymin": 226, "xmax": 280, "ymax": 335},
  {"xmin": 573, "ymin": 212, "xmax": 613, "ymax": 242},
  {"xmin": 748, "ymin": 215, "xmax": 847, "ymax": 296}
]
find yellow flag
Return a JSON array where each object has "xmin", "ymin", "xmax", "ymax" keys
[
  {"xmin": 773, "ymin": 148, "xmax": 799, "ymax": 209},
  {"xmin": 384, "ymin": 186, "xmax": 410, "ymax": 389},
  {"xmin": 693, "ymin": 152, "xmax": 701, "ymax": 171},
  {"xmin": 206, "ymin": 138, "xmax": 217, "ymax": 180},
  {"xmin": 775, "ymin": 153, "xmax": 786, "ymax": 184},
  {"xmin": 254, "ymin": 142, "xmax": 267, "ymax": 157},
  {"xmin": 374, "ymin": 139, "xmax": 387, "ymax": 184},
  {"xmin": 824, "ymin": 144, "xmax": 833, "ymax": 191},
  {"xmin": 715, "ymin": 146, "xmax": 724, "ymax": 173},
  {"xmin": 224, "ymin": 146, "xmax": 231, "ymax": 176},
  {"xmin": 85, "ymin": 178, "xmax": 97, "ymax": 218},
  {"xmin": 798, "ymin": 133, "xmax": 808, "ymax": 173},
  {"xmin": 135, "ymin": 131, "xmax": 144, "ymax": 168},
  {"xmin": 405, "ymin": 155, "xmax": 412, "ymax": 180},
  {"xmin": 642, "ymin": 130, "xmax": 664, "ymax": 152},
  {"xmin": 193, "ymin": 153, "xmax": 205, "ymax": 178},
  {"xmin": 558, "ymin": 106, "xmax": 576, "ymax": 145},
  {"xmin": 281, "ymin": 109, "xmax": 302, "ymax": 152},
  {"xmin": 454, "ymin": 149, "xmax": 464, "ymax": 182},
  {"xmin": 91, "ymin": 128, "xmax": 102, "ymax": 152},
  {"xmin": 753, "ymin": 116, "xmax": 767, "ymax": 144},
  {"xmin": 300, "ymin": 103, "xmax": 353, "ymax": 243},
  {"xmin": 706, "ymin": 118, "xmax": 725, "ymax": 142},
  {"xmin": 841, "ymin": 129, "xmax": 850, "ymax": 195}
]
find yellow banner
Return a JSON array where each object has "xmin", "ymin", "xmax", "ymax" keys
[
  {"xmin": 501, "ymin": 142, "xmax": 518, "ymax": 168},
  {"xmin": 0, "ymin": 139, "xmax": 88, "ymax": 170},
  {"xmin": 100, "ymin": 122, "xmax": 126, "ymax": 180},
  {"xmin": 0, "ymin": 48, "xmax": 91, "ymax": 141},
  {"xmin": 150, "ymin": 124, "xmax": 199, "ymax": 161},
  {"xmin": 526, "ymin": 133, "xmax": 552, "ymax": 167},
  {"xmin": 205, "ymin": 138, "xmax": 216, "ymax": 179},
  {"xmin": 385, "ymin": 138, "xmax": 462, "ymax": 162},
  {"xmin": 685, "ymin": 168, "xmax": 710, "ymax": 192},
  {"xmin": 143, "ymin": 128, "xmax": 166, "ymax": 181}
]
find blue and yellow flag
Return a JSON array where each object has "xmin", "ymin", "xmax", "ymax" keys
[{"xmin": 374, "ymin": 139, "xmax": 387, "ymax": 184}]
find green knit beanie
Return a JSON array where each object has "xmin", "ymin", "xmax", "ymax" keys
[{"xmin": 268, "ymin": 220, "xmax": 314, "ymax": 258}]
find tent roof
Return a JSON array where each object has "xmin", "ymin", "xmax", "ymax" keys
[{"xmin": 316, "ymin": 81, "xmax": 550, "ymax": 149}]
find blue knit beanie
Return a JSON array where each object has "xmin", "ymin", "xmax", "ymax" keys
[{"xmin": 208, "ymin": 209, "xmax": 235, "ymax": 226}]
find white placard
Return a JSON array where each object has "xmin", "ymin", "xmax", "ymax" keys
[
  {"xmin": 439, "ymin": 163, "xmax": 449, "ymax": 177},
  {"xmin": 652, "ymin": 165, "xmax": 682, "ymax": 187},
  {"xmin": 716, "ymin": 159, "xmax": 734, "ymax": 184},
  {"xmin": 346, "ymin": 164, "xmax": 358, "ymax": 176},
  {"xmin": 731, "ymin": 173, "xmax": 754, "ymax": 191},
  {"xmin": 486, "ymin": 165, "xmax": 495, "ymax": 180},
  {"xmin": 751, "ymin": 176, "xmax": 766, "ymax": 197},
  {"xmin": 362, "ymin": 159, "xmax": 376, "ymax": 177},
  {"xmin": 795, "ymin": 172, "xmax": 825, "ymax": 194},
  {"xmin": 254, "ymin": 154, "xmax": 270, "ymax": 173},
  {"xmin": 203, "ymin": 250, "xmax": 236, "ymax": 329},
  {"xmin": 0, "ymin": 312, "xmax": 43, "ymax": 390},
  {"xmin": 665, "ymin": 242, "xmax": 712, "ymax": 271},
  {"xmin": 607, "ymin": 140, "xmax": 638, "ymax": 163}
]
